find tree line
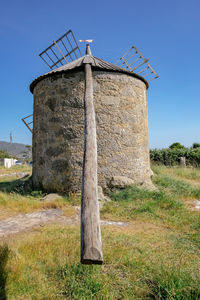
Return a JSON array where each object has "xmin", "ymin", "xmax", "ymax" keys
[{"xmin": 150, "ymin": 143, "xmax": 200, "ymax": 167}]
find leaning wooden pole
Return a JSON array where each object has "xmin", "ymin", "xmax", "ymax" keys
[{"xmin": 81, "ymin": 44, "xmax": 103, "ymax": 264}]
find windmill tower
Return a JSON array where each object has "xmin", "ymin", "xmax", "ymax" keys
[{"xmin": 25, "ymin": 29, "xmax": 159, "ymax": 264}]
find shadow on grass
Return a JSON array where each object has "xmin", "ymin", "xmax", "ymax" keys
[
  {"xmin": 0, "ymin": 176, "xmax": 40, "ymax": 196},
  {"xmin": 0, "ymin": 245, "xmax": 9, "ymax": 300},
  {"xmin": 0, "ymin": 176, "xmax": 79, "ymax": 201},
  {"xmin": 145, "ymin": 264, "xmax": 200, "ymax": 300}
]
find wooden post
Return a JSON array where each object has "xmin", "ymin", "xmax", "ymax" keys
[
  {"xmin": 179, "ymin": 157, "xmax": 186, "ymax": 167},
  {"xmin": 81, "ymin": 44, "xmax": 103, "ymax": 264}
]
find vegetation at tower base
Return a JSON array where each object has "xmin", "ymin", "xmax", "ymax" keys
[
  {"xmin": 0, "ymin": 165, "xmax": 200, "ymax": 299},
  {"xmin": 150, "ymin": 147, "xmax": 200, "ymax": 167}
]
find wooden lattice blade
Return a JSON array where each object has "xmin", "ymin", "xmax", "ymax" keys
[
  {"xmin": 39, "ymin": 29, "xmax": 82, "ymax": 70},
  {"xmin": 115, "ymin": 45, "xmax": 159, "ymax": 82}
]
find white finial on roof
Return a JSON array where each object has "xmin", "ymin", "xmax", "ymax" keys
[
  {"xmin": 79, "ymin": 39, "xmax": 93, "ymax": 43},
  {"xmin": 79, "ymin": 40, "xmax": 93, "ymax": 55}
]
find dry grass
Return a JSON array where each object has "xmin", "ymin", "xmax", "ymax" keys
[
  {"xmin": 0, "ymin": 165, "xmax": 32, "ymax": 175},
  {"xmin": 1, "ymin": 222, "xmax": 200, "ymax": 299},
  {"xmin": 0, "ymin": 165, "xmax": 200, "ymax": 299},
  {"xmin": 0, "ymin": 191, "xmax": 76, "ymax": 220},
  {"xmin": 0, "ymin": 170, "xmax": 77, "ymax": 219},
  {"xmin": 152, "ymin": 165, "xmax": 200, "ymax": 187}
]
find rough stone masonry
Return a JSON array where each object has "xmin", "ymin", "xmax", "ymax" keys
[{"xmin": 31, "ymin": 67, "xmax": 153, "ymax": 193}]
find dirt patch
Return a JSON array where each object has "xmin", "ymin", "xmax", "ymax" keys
[
  {"xmin": 0, "ymin": 208, "xmax": 129, "ymax": 238},
  {"xmin": 0, "ymin": 209, "xmax": 71, "ymax": 237}
]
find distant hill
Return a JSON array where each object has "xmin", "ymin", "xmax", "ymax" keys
[{"xmin": 0, "ymin": 141, "xmax": 32, "ymax": 160}]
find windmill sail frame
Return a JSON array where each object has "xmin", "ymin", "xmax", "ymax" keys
[
  {"xmin": 39, "ymin": 30, "xmax": 82, "ymax": 70},
  {"xmin": 116, "ymin": 45, "xmax": 159, "ymax": 82},
  {"xmin": 22, "ymin": 114, "xmax": 33, "ymax": 133}
]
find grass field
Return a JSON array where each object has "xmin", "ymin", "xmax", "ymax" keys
[
  {"xmin": 0, "ymin": 165, "xmax": 32, "ymax": 175},
  {"xmin": 0, "ymin": 165, "xmax": 200, "ymax": 299}
]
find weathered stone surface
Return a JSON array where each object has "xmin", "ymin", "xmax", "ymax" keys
[
  {"xmin": 0, "ymin": 209, "xmax": 64, "ymax": 237},
  {"xmin": 110, "ymin": 176, "xmax": 135, "ymax": 188},
  {"xmin": 98, "ymin": 186, "xmax": 111, "ymax": 209},
  {"xmin": 0, "ymin": 209, "xmax": 129, "ymax": 237},
  {"xmin": 98, "ymin": 186, "xmax": 111, "ymax": 202},
  {"xmin": 40, "ymin": 193, "xmax": 62, "ymax": 202},
  {"xmin": 139, "ymin": 180, "xmax": 157, "ymax": 191},
  {"xmin": 32, "ymin": 69, "xmax": 153, "ymax": 193}
]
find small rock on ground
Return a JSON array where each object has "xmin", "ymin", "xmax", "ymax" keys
[
  {"xmin": 110, "ymin": 176, "xmax": 135, "ymax": 188},
  {"xmin": 188, "ymin": 200, "xmax": 200, "ymax": 211},
  {"xmin": 40, "ymin": 193, "xmax": 62, "ymax": 202}
]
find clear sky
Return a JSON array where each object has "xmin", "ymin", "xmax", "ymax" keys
[{"xmin": 0, "ymin": 0, "xmax": 199, "ymax": 148}]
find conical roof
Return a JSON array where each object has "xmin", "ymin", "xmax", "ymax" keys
[{"xmin": 30, "ymin": 54, "xmax": 148, "ymax": 93}]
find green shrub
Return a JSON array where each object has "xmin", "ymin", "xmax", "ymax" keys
[
  {"xmin": 150, "ymin": 148, "xmax": 200, "ymax": 167},
  {"xmin": 169, "ymin": 142, "xmax": 186, "ymax": 150},
  {"xmin": 192, "ymin": 143, "xmax": 200, "ymax": 149}
]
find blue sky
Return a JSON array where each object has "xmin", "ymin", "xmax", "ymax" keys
[{"xmin": 0, "ymin": 0, "xmax": 199, "ymax": 148}]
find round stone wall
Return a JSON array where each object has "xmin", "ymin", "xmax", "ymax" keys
[{"xmin": 32, "ymin": 69, "xmax": 153, "ymax": 192}]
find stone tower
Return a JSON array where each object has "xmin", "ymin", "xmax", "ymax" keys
[{"xmin": 30, "ymin": 53, "xmax": 153, "ymax": 192}]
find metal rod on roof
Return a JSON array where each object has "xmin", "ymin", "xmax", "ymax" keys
[
  {"xmin": 129, "ymin": 56, "xmax": 141, "ymax": 67},
  {"xmin": 133, "ymin": 46, "xmax": 146, "ymax": 61},
  {"xmin": 131, "ymin": 59, "xmax": 149, "ymax": 72},
  {"xmin": 53, "ymin": 40, "xmax": 69, "ymax": 64},
  {"xmin": 45, "ymin": 51, "xmax": 59, "ymax": 68},
  {"xmin": 134, "ymin": 46, "xmax": 159, "ymax": 78},
  {"xmin": 137, "ymin": 66, "xmax": 149, "ymax": 74},
  {"xmin": 122, "ymin": 51, "xmax": 137, "ymax": 63},
  {"xmin": 121, "ymin": 57, "xmax": 132, "ymax": 70},
  {"xmin": 71, "ymin": 31, "xmax": 82, "ymax": 56},
  {"xmin": 146, "ymin": 62, "xmax": 159, "ymax": 78},
  {"xmin": 21, "ymin": 117, "xmax": 33, "ymax": 133},
  {"xmin": 23, "ymin": 114, "xmax": 33, "ymax": 119},
  {"xmin": 116, "ymin": 46, "xmax": 134, "ymax": 64},
  {"xmin": 61, "ymin": 39, "xmax": 73, "ymax": 61},
  {"xmin": 118, "ymin": 58, "xmax": 131, "ymax": 68},
  {"xmin": 40, "ymin": 55, "xmax": 52, "ymax": 69},
  {"xmin": 39, "ymin": 30, "xmax": 72, "ymax": 55},
  {"xmin": 39, "ymin": 30, "xmax": 82, "ymax": 70},
  {"xmin": 50, "ymin": 47, "xmax": 79, "ymax": 68},
  {"xmin": 116, "ymin": 45, "xmax": 159, "ymax": 82},
  {"xmin": 66, "ymin": 35, "xmax": 78, "ymax": 59},
  {"xmin": 50, "ymin": 48, "xmax": 63, "ymax": 66},
  {"xmin": 56, "ymin": 29, "xmax": 72, "ymax": 43},
  {"xmin": 147, "ymin": 77, "xmax": 157, "ymax": 82},
  {"xmin": 143, "ymin": 71, "xmax": 153, "ymax": 78}
]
